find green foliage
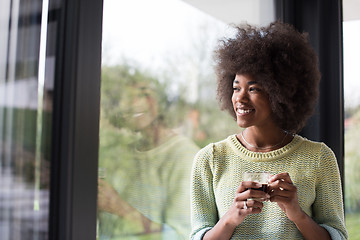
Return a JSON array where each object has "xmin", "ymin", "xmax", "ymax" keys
[
  {"xmin": 345, "ymin": 108, "xmax": 360, "ymax": 213},
  {"xmin": 192, "ymin": 101, "xmax": 240, "ymax": 148},
  {"xmin": 345, "ymin": 212, "xmax": 360, "ymax": 240},
  {"xmin": 342, "ymin": 107, "xmax": 360, "ymax": 237},
  {"xmin": 0, "ymin": 107, "xmax": 51, "ymax": 188}
]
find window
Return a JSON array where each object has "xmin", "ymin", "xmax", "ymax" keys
[
  {"xmin": 343, "ymin": 2, "xmax": 360, "ymax": 237},
  {"xmin": 0, "ymin": 0, "xmax": 58, "ymax": 238},
  {"xmin": 97, "ymin": 0, "xmax": 275, "ymax": 239}
]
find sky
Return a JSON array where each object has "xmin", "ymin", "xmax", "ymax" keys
[
  {"xmin": 101, "ymin": 0, "xmax": 228, "ymax": 69},
  {"xmin": 343, "ymin": 20, "xmax": 360, "ymax": 109},
  {"xmin": 101, "ymin": 0, "xmax": 230, "ymax": 103},
  {"xmin": 102, "ymin": 0, "xmax": 360, "ymax": 109}
]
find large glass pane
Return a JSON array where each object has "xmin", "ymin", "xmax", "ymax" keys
[
  {"xmin": 98, "ymin": 0, "xmax": 275, "ymax": 239},
  {"xmin": 0, "ymin": 0, "xmax": 58, "ymax": 239},
  {"xmin": 343, "ymin": 19, "xmax": 360, "ymax": 240},
  {"xmin": 343, "ymin": 1, "xmax": 360, "ymax": 238}
]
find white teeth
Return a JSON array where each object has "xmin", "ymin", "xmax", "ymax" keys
[
  {"xmin": 238, "ymin": 109, "xmax": 253, "ymax": 114},
  {"xmin": 133, "ymin": 113, "xmax": 144, "ymax": 118}
]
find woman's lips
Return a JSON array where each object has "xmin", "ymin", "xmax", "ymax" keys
[
  {"xmin": 236, "ymin": 108, "xmax": 254, "ymax": 116},
  {"xmin": 133, "ymin": 112, "xmax": 144, "ymax": 118}
]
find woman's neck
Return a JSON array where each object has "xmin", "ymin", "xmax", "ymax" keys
[
  {"xmin": 238, "ymin": 126, "xmax": 292, "ymax": 152},
  {"xmin": 135, "ymin": 122, "xmax": 174, "ymax": 151}
]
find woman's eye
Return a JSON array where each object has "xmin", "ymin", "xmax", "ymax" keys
[
  {"xmin": 249, "ymin": 87, "xmax": 261, "ymax": 92},
  {"xmin": 233, "ymin": 87, "xmax": 240, "ymax": 92}
]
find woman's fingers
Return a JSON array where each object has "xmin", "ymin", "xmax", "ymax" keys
[
  {"xmin": 235, "ymin": 199, "xmax": 264, "ymax": 214},
  {"xmin": 270, "ymin": 187, "xmax": 297, "ymax": 199},
  {"xmin": 245, "ymin": 199, "xmax": 264, "ymax": 209},
  {"xmin": 267, "ymin": 173, "xmax": 304, "ymax": 222},
  {"xmin": 236, "ymin": 199, "xmax": 263, "ymax": 209},
  {"xmin": 269, "ymin": 179, "xmax": 296, "ymax": 192},
  {"xmin": 268, "ymin": 173, "xmax": 298, "ymax": 204},
  {"xmin": 268, "ymin": 172, "xmax": 296, "ymax": 194},
  {"xmin": 269, "ymin": 172, "xmax": 293, "ymax": 184},
  {"xmin": 269, "ymin": 195, "xmax": 291, "ymax": 204},
  {"xmin": 233, "ymin": 181, "xmax": 269, "ymax": 216},
  {"xmin": 231, "ymin": 180, "xmax": 271, "ymax": 219},
  {"xmin": 235, "ymin": 187, "xmax": 270, "ymax": 202},
  {"xmin": 236, "ymin": 181, "xmax": 262, "ymax": 193},
  {"xmin": 237, "ymin": 181, "xmax": 270, "ymax": 198}
]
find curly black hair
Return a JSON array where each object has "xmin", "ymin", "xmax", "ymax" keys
[{"xmin": 214, "ymin": 21, "xmax": 321, "ymax": 133}]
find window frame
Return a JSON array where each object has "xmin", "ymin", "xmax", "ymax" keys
[{"xmin": 49, "ymin": 0, "xmax": 103, "ymax": 239}]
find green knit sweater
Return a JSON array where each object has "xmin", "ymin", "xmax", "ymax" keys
[{"xmin": 190, "ymin": 134, "xmax": 348, "ymax": 239}]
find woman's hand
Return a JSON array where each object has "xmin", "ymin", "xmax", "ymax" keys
[
  {"xmin": 223, "ymin": 181, "xmax": 270, "ymax": 227},
  {"xmin": 98, "ymin": 179, "xmax": 125, "ymax": 214},
  {"xmin": 268, "ymin": 173, "xmax": 304, "ymax": 222},
  {"xmin": 268, "ymin": 173, "xmax": 332, "ymax": 239},
  {"xmin": 203, "ymin": 181, "xmax": 270, "ymax": 240},
  {"xmin": 98, "ymin": 179, "xmax": 135, "ymax": 217}
]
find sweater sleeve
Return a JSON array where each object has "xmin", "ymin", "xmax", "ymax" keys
[
  {"xmin": 313, "ymin": 143, "xmax": 348, "ymax": 239},
  {"xmin": 164, "ymin": 140, "xmax": 200, "ymax": 239},
  {"xmin": 190, "ymin": 144, "xmax": 219, "ymax": 240}
]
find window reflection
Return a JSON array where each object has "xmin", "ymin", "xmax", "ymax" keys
[
  {"xmin": 98, "ymin": 65, "xmax": 200, "ymax": 238},
  {"xmin": 99, "ymin": 0, "xmax": 274, "ymax": 239},
  {"xmin": 0, "ymin": 0, "xmax": 57, "ymax": 239}
]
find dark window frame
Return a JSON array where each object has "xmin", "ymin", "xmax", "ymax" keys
[{"xmin": 49, "ymin": 0, "xmax": 103, "ymax": 239}]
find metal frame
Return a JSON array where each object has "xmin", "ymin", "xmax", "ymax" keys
[{"xmin": 49, "ymin": 0, "xmax": 103, "ymax": 239}]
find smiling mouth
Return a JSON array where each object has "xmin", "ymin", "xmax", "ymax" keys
[
  {"xmin": 133, "ymin": 112, "xmax": 144, "ymax": 118},
  {"xmin": 236, "ymin": 108, "xmax": 254, "ymax": 115}
]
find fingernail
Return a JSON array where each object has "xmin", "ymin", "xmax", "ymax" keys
[
  {"xmin": 266, "ymin": 194, "xmax": 270, "ymax": 198},
  {"xmin": 255, "ymin": 183, "xmax": 262, "ymax": 187}
]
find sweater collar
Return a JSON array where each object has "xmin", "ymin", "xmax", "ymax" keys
[{"xmin": 228, "ymin": 134, "xmax": 303, "ymax": 162}]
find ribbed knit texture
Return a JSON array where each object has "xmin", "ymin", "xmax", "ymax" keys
[{"xmin": 190, "ymin": 134, "xmax": 348, "ymax": 239}]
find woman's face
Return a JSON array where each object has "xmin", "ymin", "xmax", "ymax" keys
[
  {"xmin": 231, "ymin": 74, "xmax": 274, "ymax": 129},
  {"xmin": 120, "ymin": 84, "xmax": 159, "ymax": 130}
]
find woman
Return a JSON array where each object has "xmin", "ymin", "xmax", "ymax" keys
[{"xmin": 190, "ymin": 21, "xmax": 348, "ymax": 239}]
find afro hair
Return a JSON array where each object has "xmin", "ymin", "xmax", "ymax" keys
[{"xmin": 214, "ymin": 21, "xmax": 321, "ymax": 133}]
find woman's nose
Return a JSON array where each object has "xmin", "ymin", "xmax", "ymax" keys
[{"xmin": 236, "ymin": 90, "xmax": 248, "ymax": 102}]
